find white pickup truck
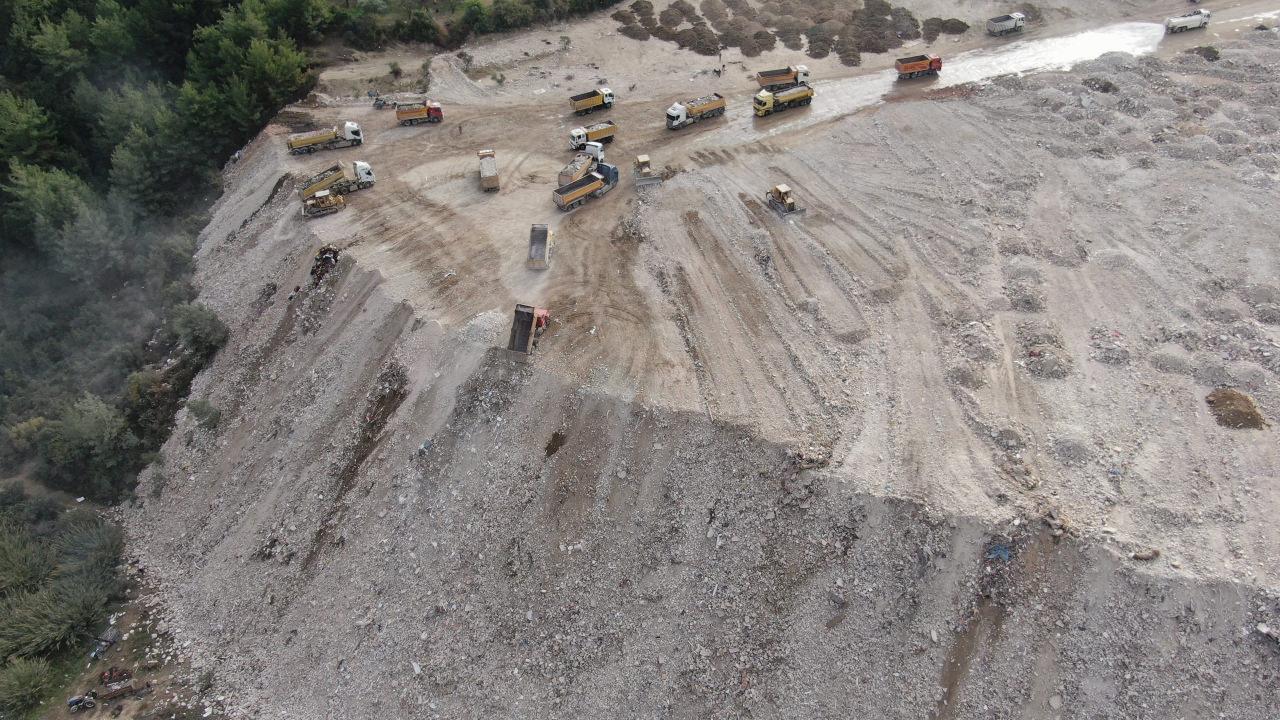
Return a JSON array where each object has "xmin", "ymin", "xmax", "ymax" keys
[{"xmin": 1166, "ymin": 8, "xmax": 1210, "ymax": 33}]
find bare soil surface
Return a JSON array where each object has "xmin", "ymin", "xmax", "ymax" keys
[{"xmin": 128, "ymin": 1, "xmax": 1280, "ymax": 717}]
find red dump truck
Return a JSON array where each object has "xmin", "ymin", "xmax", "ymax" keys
[
  {"xmin": 895, "ymin": 55, "xmax": 942, "ymax": 80},
  {"xmin": 395, "ymin": 101, "xmax": 443, "ymax": 125}
]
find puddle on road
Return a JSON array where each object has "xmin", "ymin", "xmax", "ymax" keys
[{"xmin": 722, "ymin": 22, "xmax": 1167, "ymax": 140}]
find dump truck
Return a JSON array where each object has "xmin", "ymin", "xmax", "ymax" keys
[
  {"xmin": 569, "ymin": 121, "xmax": 617, "ymax": 150},
  {"xmin": 396, "ymin": 101, "xmax": 443, "ymax": 125},
  {"xmin": 507, "ymin": 304, "xmax": 549, "ymax": 355},
  {"xmin": 753, "ymin": 83, "xmax": 814, "ymax": 117},
  {"xmin": 756, "ymin": 65, "xmax": 810, "ymax": 91},
  {"xmin": 895, "ymin": 54, "xmax": 942, "ymax": 80},
  {"xmin": 478, "ymin": 149, "xmax": 499, "ymax": 191},
  {"xmin": 634, "ymin": 154, "xmax": 662, "ymax": 187},
  {"xmin": 667, "ymin": 94, "xmax": 725, "ymax": 129},
  {"xmin": 558, "ymin": 153, "xmax": 597, "ymax": 187},
  {"xmin": 986, "ymin": 12, "xmax": 1025, "ymax": 36},
  {"xmin": 557, "ymin": 142, "xmax": 604, "ymax": 186},
  {"xmin": 286, "ymin": 122, "xmax": 363, "ymax": 155},
  {"xmin": 298, "ymin": 161, "xmax": 375, "ymax": 199},
  {"xmin": 527, "ymin": 224, "xmax": 553, "ymax": 270},
  {"xmin": 553, "ymin": 162, "xmax": 619, "ymax": 211},
  {"xmin": 1166, "ymin": 9, "xmax": 1210, "ymax": 32},
  {"xmin": 301, "ymin": 190, "xmax": 345, "ymax": 218},
  {"xmin": 569, "ymin": 88, "xmax": 615, "ymax": 115},
  {"xmin": 765, "ymin": 184, "xmax": 805, "ymax": 216}
]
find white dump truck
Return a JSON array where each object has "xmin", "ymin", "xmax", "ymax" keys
[
  {"xmin": 986, "ymin": 12, "xmax": 1025, "ymax": 36},
  {"xmin": 286, "ymin": 122, "xmax": 363, "ymax": 155},
  {"xmin": 569, "ymin": 121, "xmax": 616, "ymax": 151},
  {"xmin": 666, "ymin": 94, "xmax": 725, "ymax": 130},
  {"xmin": 1166, "ymin": 9, "xmax": 1210, "ymax": 32}
]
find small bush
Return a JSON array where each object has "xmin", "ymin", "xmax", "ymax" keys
[
  {"xmin": 187, "ymin": 399, "xmax": 221, "ymax": 429},
  {"xmin": 619, "ymin": 23, "xmax": 651, "ymax": 40},
  {"xmin": 0, "ymin": 657, "xmax": 54, "ymax": 715},
  {"xmin": 922, "ymin": 17, "xmax": 942, "ymax": 42},
  {"xmin": 389, "ymin": 61, "xmax": 403, "ymax": 78}
]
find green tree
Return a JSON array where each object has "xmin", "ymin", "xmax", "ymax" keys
[
  {"xmin": 169, "ymin": 303, "xmax": 228, "ymax": 362},
  {"xmin": 0, "ymin": 92, "xmax": 59, "ymax": 168},
  {"xmin": 1, "ymin": 163, "xmax": 93, "ymax": 251},
  {"xmin": 37, "ymin": 393, "xmax": 138, "ymax": 498}
]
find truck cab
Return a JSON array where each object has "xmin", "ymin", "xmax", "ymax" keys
[
  {"xmin": 1166, "ymin": 8, "xmax": 1210, "ymax": 32},
  {"xmin": 351, "ymin": 160, "xmax": 375, "ymax": 185},
  {"xmin": 342, "ymin": 121, "xmax": 363, "ymax": 143},
  {"xmin": 581, "ymin": 141, "xmax": 604, "ymax": 161},
  {"xmin": 752, "ymin": 91, "xmax": 771, "ymax": 115},
  {"xmin": 599, "ymin": 88, "xmax": 615, "ymax": 107},
  {"xmin": 665, "ymin": 103, "xmax": 688, "ymax": 129}
]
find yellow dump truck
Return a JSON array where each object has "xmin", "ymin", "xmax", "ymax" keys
[
  {"xmin": 569, "ymin": 121, "xmax": 616, "ymax": 151},
  {"xmin": 286, "ymin": 122, "xmax": 364, "ymax": 155},
  {"xmin": 395, "ymin": 101, "xmax": 443, "ymax": 125},
  {"xmin": 478, "ymin": 150, "xmax": 499, "ymax": 191},
  {"xmin": 666, "ymin": 93, "xmax": 725, "ymax": 129},
  {"xmin": 298, "ymin": 161, "xmax": 376, "ymax": 199},
  {"xmin": 753, "ymin": 83, "xmax": 814, "ymax": 117},
  {"xmin": 527, "ymin": 224, "xmax": 553, "ymax": 269},
  {"xmin": 569, "ymin": 88, "xmax": 614, "ymax": 115},
  {"xmin": 558, "ymin": 153, "xmax": 597, "ymax": 187},
  {"xmin": 552, "ymin": 163, "xmax": 619, "ymax": 211}
]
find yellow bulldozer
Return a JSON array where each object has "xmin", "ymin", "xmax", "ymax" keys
[{"xmin": 765, "ymin": 184, "xmax": 805, "ymax": 216}]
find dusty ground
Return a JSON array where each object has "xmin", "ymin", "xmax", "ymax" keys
[{"xmin": 127, "ymin": 0, "xmax": 1280, "ymax": 717}]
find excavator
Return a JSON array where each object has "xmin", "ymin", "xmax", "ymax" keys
[{"xmin": 765, "ymin": 184, "xmax": 805, "ymax": 216}]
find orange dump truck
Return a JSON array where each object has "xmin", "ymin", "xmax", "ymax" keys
[
  {"xmin": 895, "ymin": 54, "xmax": 942, "ymax": 80},
  {"xmin": 395, "ymin": 101, "xmax": 443, "ymax": 125}
]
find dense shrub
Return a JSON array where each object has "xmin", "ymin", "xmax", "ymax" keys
[{"xmin": 0, "ymin": 657, "xmax": 54, "ymax": 715}]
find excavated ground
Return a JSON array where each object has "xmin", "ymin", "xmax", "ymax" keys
[{"xmin": 128, "ymin": 1, "xmax": 1280, "ymax": 717}]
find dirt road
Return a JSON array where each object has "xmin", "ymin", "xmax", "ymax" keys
[{"xmin": 129, "ymin": 1, "xmax": 1280, "ymax": 717}]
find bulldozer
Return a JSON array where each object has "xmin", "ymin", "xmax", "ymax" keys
[
  {"xmin": 301, "ymin": 190, "xmax": 345, "ymax": 219},
  {"xmin": 634, "ymin": 154, "xmax": 662, "ymax": 188},
  {"xmin": 765, "ymin": 184, "xmax": 805, "ymax": 216}
]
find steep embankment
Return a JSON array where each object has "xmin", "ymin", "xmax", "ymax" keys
[{"xmin": 129, "ymin": 29, "xmax": 1280, "ymax": 720}]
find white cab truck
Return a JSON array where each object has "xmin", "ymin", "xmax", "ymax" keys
[
  {"xmin": 286, "ymin": 122, "xmax": 363, "ymax": 155},
  {"xmin": 1166, "ymin": 9, "xmax": 1210, "ymax": 32},
  {"xmin": 986, "ymin": 12, "xmax": 1025, "ymax": 36},
  {"xmin": 666, "ymin": 94, "xmax": 726, "ymax": 130},
  {"xmin": 569, "ymin": 121, "xmax": 616, "ymax": 150}
]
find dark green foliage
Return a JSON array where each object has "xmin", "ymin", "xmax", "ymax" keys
[
  {"xmin": 0, "ymin": 656, "xmax": 55, "ymax": 715},
  {"xmin": 0, "ymin": 497, "xmax": 121, "ymax": 664},
  {"xmin": 0, "ymin": 525, "xmax": 55, "ymax": 597},
  {"xmin": 169, "ymin": 303, "xmax": 229, "ymax": 363}
]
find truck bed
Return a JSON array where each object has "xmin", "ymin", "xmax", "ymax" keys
[
  {"xmin": 528, "ymin": 225, "xmax": 549, "ymax": 267},
  {"xmin": 773, "ymin": 84, "xmax": 812, "ymax": 102},
  {"xmin": 757, "ymin": 67, "xmax": 792, "ymax": 79},
  {"xmin": 508, "ymin": 306, "xmax": 536, "ymax": 353},
  {"xmin": 688, "ymin": 93, "xmax": 724, "ymax": 109},
  {"xmin": 554, "ymin": 172, "xmax": 603, "ymax": 199},
  {"xmin": 584, "ymin": 121, "xmax": 615, "ymax": 133},
  {"xmin": 896, "ymin": 54, "xmax": 931, "ymax": 65},
  {"xmin": 570, "ymin": 90, "xmax": 600, "ymax": 102}
]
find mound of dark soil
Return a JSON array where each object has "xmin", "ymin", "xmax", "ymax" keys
[{"xmin": 1205, "ymin": 388, "xmax": 1268, "ymax": 429}]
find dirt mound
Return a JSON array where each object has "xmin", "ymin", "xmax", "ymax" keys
[{"xmin": 1206, "ymin": 387, "xmax": 1268, "ymax": 429}]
